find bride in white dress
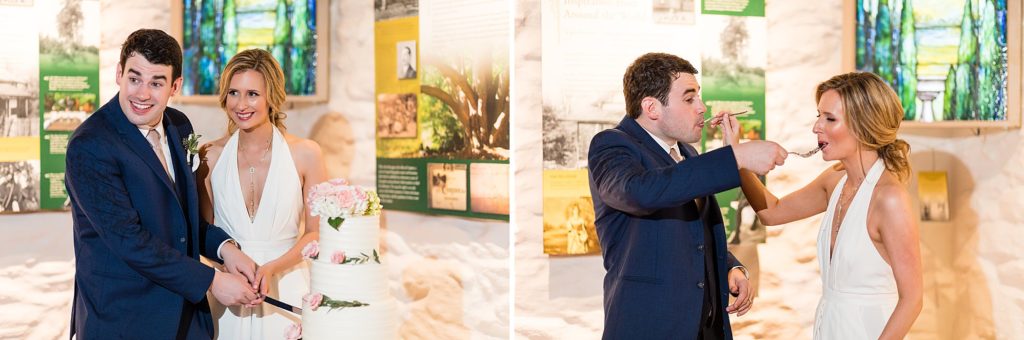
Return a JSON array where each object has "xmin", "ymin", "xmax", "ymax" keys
[
  {"xmin": 715, "ymin": 72, "xmax": 922, "ymax": 339},
  {"xmin": 197, "ymin": 49, "xmax": 326, "ymax": 339}
]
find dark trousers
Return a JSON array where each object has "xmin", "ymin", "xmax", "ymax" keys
[{"xmin": 696, "ymin": 320, "xmax": 724, "ymax": 339}]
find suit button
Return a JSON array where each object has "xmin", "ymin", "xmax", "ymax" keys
[
  {"xmin": 179, "ymin": 237, "xmax": 186, "ymax": 243},
  {"xmin": 697, "ymin": 245, "xmax": 705, "ymax": 252},
  {"xmin": 697, "ymin": 282, "xmax": 705, "ymax": 289}
]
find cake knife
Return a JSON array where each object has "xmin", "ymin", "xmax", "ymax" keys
[{"xmin": 264, "ymin": 295, "xmax": 302, "ymax": 315}]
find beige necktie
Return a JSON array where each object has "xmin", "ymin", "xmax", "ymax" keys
[
  {"xmin": 146, "ymin": 128, "xmax": 172, "ymax": 180},
  {"xmin": 669, "ymin": 146, "xmax": 684, "ymax": 163},
  {"xmin": 670, "ymin": 146, "xmax": 704, "ymax": 211}
]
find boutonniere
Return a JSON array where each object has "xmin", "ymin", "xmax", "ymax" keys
[{"xmin": 182, "ymin": 133, "xmax": 202, "ymax": 172}]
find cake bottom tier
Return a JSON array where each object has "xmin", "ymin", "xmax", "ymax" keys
[{"xmin": 302, "ymin": 298, "xmax": 397, "ymax": 339}]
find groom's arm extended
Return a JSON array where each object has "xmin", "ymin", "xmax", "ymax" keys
[
  {"xmin": 588, "ymin": 130, "xmax": 740, "ymax": 216},
  {"xmin": 66, "ymin": 137, "xmax": 213, "ymax": 304}
]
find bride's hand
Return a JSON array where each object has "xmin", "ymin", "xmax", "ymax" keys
[
  {"xmin": 222, "ymin": 242, "xmax": 257, "ymax": 283},
  {"xmin": 253, "ymin": 259, "xmax": 284, "ymax": 296}
]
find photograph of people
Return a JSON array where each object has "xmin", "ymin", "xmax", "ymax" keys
[
  {"xmin": 563, "ymin": 201, "xmax": 590, "ymax": 255},
  {"xmin": 376, "ymin": 93, "xmax": 417, "ymax": 138},
  {"xmin": 0, "ymin": 161, "xmax": 39, "ymax": 213},
  {"xmin": 397, "ymin": 41, "xmax": 417, "ymax": 80}
]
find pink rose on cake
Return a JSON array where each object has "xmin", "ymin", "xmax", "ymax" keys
[
  {"xmin": 303, "ymin": 292, "xmax": 324, "ymax": 311},
  {"xmin": 301, "ymin": 240, "xmax": 319, "ymax": 260},
  {"xmin": 285, "ymin": 323, "xmax": 302, "ymax": 340},
  {"xmin": 307, "ymin": 179, "xmax": 383, "ymax": 230},
  {"xmin": 331, "ymin": 251, "xmax": 346, "ymax": 264}
]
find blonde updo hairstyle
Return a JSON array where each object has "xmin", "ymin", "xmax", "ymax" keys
[
  {"xmin": 218, "ymin": 48, "xmax": 287, "ymax": 133},
  {"xmin": 815, "ymin": 72, "xmax": 911, "ymax": 182}
]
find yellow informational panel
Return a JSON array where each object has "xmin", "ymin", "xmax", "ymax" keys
[
  {"xmin": 375, "ymin": 16, "xmax": 421, "ymax": 158},
  {"xmin": 542, "ymin": 169, "xmax": 600, "ymax": 255},
  {"xmin": 918, "ymin": 171, "xmax": 950, "ymax": 221},
  {"xmin": 0, "ymin": 137, "xmax": 40, "ymax": 162}
]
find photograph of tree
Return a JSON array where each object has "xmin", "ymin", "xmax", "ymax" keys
[
  {"xmin": 419, "ymin": 52, "xmax": 509, "ymax": 160},
  {"xmin": 178, "ymin": 0, "xmax": 322, "ymax": 97},
  {"xmin": 855, "ymin": 0, "xmax": 1008, "ymax": 122}
]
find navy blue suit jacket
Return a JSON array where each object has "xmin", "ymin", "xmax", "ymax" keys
[
  {"xmin": 589, "ymin": 117, "xmax": 743, "ymax": 339},
  {"xmin": 66, "ymin": 95, "xmax": 230, "ymax": 339}
]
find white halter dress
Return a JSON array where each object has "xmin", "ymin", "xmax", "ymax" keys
[
  {"xmin": 813, "ymin": 159, "xmax": 898, "ymax": 339},
  {"xmin": 209, "ymin": 127, "xmax": 309, "ymax": 339}
]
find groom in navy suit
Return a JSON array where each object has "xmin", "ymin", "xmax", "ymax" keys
[
  {"xmin": 66, "ymin": 29, "xmax": 261, "ymax": 339},
  {"xmin": 589, "ymin": 53, "xmax": 787, "ymax": 339}
]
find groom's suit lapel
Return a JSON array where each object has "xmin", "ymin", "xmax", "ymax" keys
[
  {"xmin": 617, "ymin": 117, "xmax": 676, "ymax": 167},
  {"xmin": 102, "ymin": 94, "xmax": 177, "ymax": 195},
  {"xmin": 163, "ymin": 114, "xmax": 201, "ymax": 241},
  {"xmin": 163, "ymin": 120, "xmax": 189, "ymax": 201}
]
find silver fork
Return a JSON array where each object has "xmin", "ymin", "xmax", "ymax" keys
[
  {"xmin": 703, "ymin": 110, "xmax": 750, "ymax": 123},
  {"xmin": 788, "ymin": 146, "xmax": 822, "ymax": 158}
]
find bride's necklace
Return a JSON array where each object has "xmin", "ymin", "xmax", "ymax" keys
[
  {"xmin": 240, "ymin": 136, "xmax": 272, "ymax": 220},
  {"xmin": 832, "ymin": 178, "xmax": 862, "ymax": 238}
]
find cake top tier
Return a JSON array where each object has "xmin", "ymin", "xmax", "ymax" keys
[{"xmin": 307, "ymin": 178, "xmax": 383, "ymax": 230}]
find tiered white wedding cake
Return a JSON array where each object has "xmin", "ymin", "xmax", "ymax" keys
[{"xmin": 298, "ymin": 180, "xmax": 397, "ymax": 339}]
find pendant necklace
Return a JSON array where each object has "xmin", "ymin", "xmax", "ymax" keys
[
  {"xmin": 240, "ymin": 137, "xmax": 272, "ymax": 220},
  {"xmin": 831, "ymin": 178, "xmax": 860, "ymax": 254}
]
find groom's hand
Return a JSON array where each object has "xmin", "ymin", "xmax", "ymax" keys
[
  {"xmin": 733, "ymin": 141, "xmax": 787, "ymax": 176},
  {"xmin": 726, "ymin": 267, "xmax": 753, "ymax": 316},
  {"xmin": 211, "ymin": 271, "xmax": 260, "ymax": 306},
  {"xmin": 222, "ymin": 244, "xmax": 257, "ymax": 284}
]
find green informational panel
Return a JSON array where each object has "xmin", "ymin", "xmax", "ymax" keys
[
  {"xmin": 376, "ymin": 158, "xmax": 509, "ymax": 221},
  {"xmin": 702, "ymin": 0, "xmax": 765, "ymax": 17},
  {"xmin": 38, "ymin": 0, "xmax": 100, "ymax": 210},
  {"xmin": 700, "ymin": 1, "xmax": 767, "ymax": 244}
]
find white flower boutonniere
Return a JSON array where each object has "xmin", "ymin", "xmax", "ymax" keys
[{"xmin": 183, "ymin": 133, "xmax": 202, "ymax": 172}]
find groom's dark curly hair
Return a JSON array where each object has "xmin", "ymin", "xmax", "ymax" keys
[
  {"xmin": 623, "ymin": 53, "xmax": 699, "ymax": 119},
  {"xmin": 118, "ymin": 29, "xmax": 183, "ymax": 80}
]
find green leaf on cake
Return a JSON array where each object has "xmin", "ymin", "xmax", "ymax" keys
[
  {"xmin": 341, "ymin": 252, "xmax": 372, "ymax": 264},
  {"xmin": 372, "ymin": 249, "xmax": 380, "ymax": 264},
  {"xmin": 320, "ymin": 294, "xmax": 370, "ymax": 312},
  {"xmin": 328, "ymin": 217, "xmax": 344, "ymax": 230}
]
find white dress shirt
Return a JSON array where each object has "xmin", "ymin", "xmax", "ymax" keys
[{"xmin": 137, "ymin": 120, "xmax": 176, "ymax": 182}]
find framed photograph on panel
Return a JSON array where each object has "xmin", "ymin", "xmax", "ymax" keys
[
  {"xmin": 170, "ymin": 0, "xmax": 329, "ymax": 103},
  {"xmin": 843, "ymin": 0, "xmax": 1020, "ymax": 128}
]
